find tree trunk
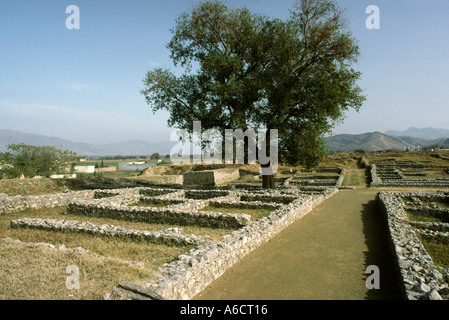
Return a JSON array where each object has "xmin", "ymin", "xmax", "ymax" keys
[
  {"xmin": 259, "ymin": 129, "xmax": 276, "ymax": 189},
  {"xmin": 261, "ymin": 170, "xmax": 275, "ymax": 189}
]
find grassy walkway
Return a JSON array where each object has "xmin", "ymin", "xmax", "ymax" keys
[{"xmin": 195, "ymin": 174, "xmax": 403, "ymax": 300}]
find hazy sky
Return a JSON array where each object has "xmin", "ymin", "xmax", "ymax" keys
[{"xmin": 1, "ymin": 0, "xmax": 448, "ymax": 144}]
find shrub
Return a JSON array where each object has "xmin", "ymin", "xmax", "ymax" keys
[{"xmin": 0, "ymin": 143, "xmax": 77, "ymax": 178}]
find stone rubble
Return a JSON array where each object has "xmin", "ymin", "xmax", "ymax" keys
[
  {"xmin": 1, "ymin": 170, "xmax": 345, "ymax": 300},
  {"xmin": 142, "ymin": 188, "xmax": 339, "ymax": 300},
  {"xmin": 2, "ymin": 237, "xmax": 146, "ymax": 268},
  {"xmin": 378, "ymin": 191, "xmax": 449, "ymax": 300},
  {"xmin": 369, "ymin": 163, "xmax": 449, "ymax": 188},
  {"xmin": 10, "ymin": 217, "xmax": 206, "ymax": 246}
]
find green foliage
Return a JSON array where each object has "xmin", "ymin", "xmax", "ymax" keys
[
  {"xmin": 141, "ymin": 0, "xmax": 366, "ymax": 170},
  {"xmin": 0, "ymin": 143, "xmax": 77, "ymax": 178},
  {"xmin": 150, "ymin": 152, "xmax": 160, "ymax": 160}
]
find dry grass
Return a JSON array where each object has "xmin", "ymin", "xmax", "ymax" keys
[
  {"xmin": 0, "ymin": 240, "xmax": 155, "ymax": 300},
  {"xmin": 0, "ymin": 207, "xmax": 193, "ymax": 297},
  {"xmin": 1, "ymin": 152, "xmax": 445, "ymax": 299},
  {"xmin": 419, "ymin": 200, "xmax": 449, "ymax": 210},
  {"xmin": 419, "ymin": 237, "xmax": 449, "ymax": 268},
  {"xmin": 342, "ymin": 169, "xmax": 368, "ymax": 187},
  {"xmin": 362, "ymin": 150, "xmax": 449, "ymax": 168},
  {"xmin": 1, "ymin": 206, "xmax": 231, "ymax": 244},
  {"xmin": 406, "ymin": 210, "xmax": 443, "ymax": 223},
  {"xmin": 405, "ymin": 169, "xmax": 448, "ymax": 180},
  {"xmin": 0, "ymin": 178, "xmax": 69, "ymax": 196},
  {"xmin": 0, "ymin": 205, "xmax": 235, "ymax": 299}
]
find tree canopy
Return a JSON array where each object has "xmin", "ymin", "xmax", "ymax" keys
[
  {"xmin": 141, "ymin": 0, "xmax": 366, "ymax": 186},
  {"xmin": 0, "ymin": 144, "xmax": 77, "ymax": 179}
]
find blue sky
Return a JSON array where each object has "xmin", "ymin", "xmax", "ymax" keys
[{"xmin": 0, "ymin": 0, "xmax": 448, "ymax": 144}]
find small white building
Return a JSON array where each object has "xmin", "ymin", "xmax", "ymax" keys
[
  {"xmin": 74, "ymin": 165, "xmax": 95, "ymax": 173},
  {"xmin": 118, "ymin": 162, "xmax": 157, "ymax": 171}
]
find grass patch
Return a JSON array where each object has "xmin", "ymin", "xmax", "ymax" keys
[
  {"xmin": 406, "ymin": 210, "xmax": 444, "ymax": 223},
  {"xmin": 0, "ymin": 205, "xmax": 234, "ymax": 299},
  {"xmin": 2, "ymin": 207, "xmax": 231, "ymax": 242},
  {"xmin": 342, "ymin": 169, "xmax": 366, "ymax": 187},
  {"xmin": 0, "ymin": 241, "xmax": 156, "ymax": 300},
  {"xmin": 420, "ymin": 200, "xmax": 449, "ymax": 210},
  {"xmin": 0, "ymin": 208, "xmax": 192, "ymax": 270},
  {"xmin": 200, "ymin": 205, "xmax": 274, "ymax": 220},
  {"xmin": 0, "ymin": 178, "xmax": 69, "ymax": 196},
  {"xmin": 405, "ymin": 170, "xmax": 448, "ymax": 180},
  {"xmin": 419, "ymin": 237, "xmax": 449, "ymax": 268}
]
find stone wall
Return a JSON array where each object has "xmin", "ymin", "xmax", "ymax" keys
[
  {"xmin": 369, "ymin": 164, "xmax": 449, "ymax": 188},
  {"xmin": 66, "ymin": 201, "xmax": 250, "ymax": 229},
  {"xmin": 0, "ymin": 190, "xmax": 96, "ymax": 214},
  {"xmin": 142, "ymin": 188, "xmax": 338, "ymax": 300},
  {"xmin": 10, "ymin": 217, "xmax": 204, "ymax": 247},
  {"xmin": 183, "ymin": 169, "xmax": 240, "ymax": 186},
  {"xmin": 285, "ymin": 168, "xmax": 345, "ymax": 189},
  {"xmin": 378, "ymin": 191, "xmax": 449, "ymax": 300},
  {"xmin": 1, "ymin": 181, "xmax": 340, "ymax": 301},
  {"xmin": 74, "ymin": 166, "xmax": 95, "ymax": 174},
  {"xmin": 118, "ymin": 162, "xmax": 157, "ymax": 171},
  {"xmin": 66, "ymin": 188, "xmax": 251, "ymax": 229},
  {"xmin": 95, "ymin": 167, "xmax": 117, "ymax": 173}
]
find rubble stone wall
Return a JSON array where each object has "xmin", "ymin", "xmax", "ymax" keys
[{"xmin": 378, "ymin": 191, "xmax": 448, "ymax": 300}]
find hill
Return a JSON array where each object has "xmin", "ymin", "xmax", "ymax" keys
[
  {"xmin": 2, "ymin": 129, "xmax": 448, "ymax": 156},
  {"xmin": 325, "ymin": 131, "xmax": 449, "ymax": 153},
  {"xmin": 384, "ymin": 127, "xmax": 449, "ymax": 140},
  {"xmin": 0, "ymin": 129, "xmax": 173, "ymax": 156}
]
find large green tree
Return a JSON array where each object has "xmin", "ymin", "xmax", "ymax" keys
[{"xmin": 141, "ymin": 0, "xmax": 365, "ymax": 188}]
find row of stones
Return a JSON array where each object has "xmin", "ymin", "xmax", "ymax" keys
[
  {"xmin": 138, "ymin": 188, "xmax": 338, "ymax": 300},
  {"xmin": 282, "ymin": 169, "xmax": 345, "ymax": 189},
  {"xmin": 66, "ymin": 187, "xmax": 309, "ymax": 230},
  {"xmin": 10, "ymin": 217, "xmax": 205, "ymax": 246},
  {"xmin": 140, "ymin": 193, "xmax": 282, "ymax": 211},
  {"xmin": 2, "ymin": 237, "xmax": 146, "ymax": 268},
  {"xmin": 66, "ymin": 200, "xmax": 251, "ymax": 229},
  {"xmin": 409, "ymin": 221, "xmax": 449, "ymax": 233},
  {"xmin": 405, "ymin": 206, "xmax": 449, "ymax": 220},
  {"xmin": 370, "ymin": 164, "xmax": 449, "ymax": 187},
  {"xmin": 0, "ymin": 190, "xmax": 96, "ymax": 214},
  {"xmin": 378, "ymin": 191, "xmax": 449, "ymax": 300},
  {"xmin": 414, "ymin": 228, "xmax": 449, "ymax": 245}
]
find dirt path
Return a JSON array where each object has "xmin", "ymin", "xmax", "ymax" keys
[{"xmin": 195, "ymin": 172, "xmax": 403, "ymax": 300}]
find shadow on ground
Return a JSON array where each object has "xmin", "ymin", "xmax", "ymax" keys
[{"xmin": 361, "ymin": 196, "xmax": 404, "ymax": 300}]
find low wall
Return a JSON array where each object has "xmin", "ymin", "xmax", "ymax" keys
[
  {"xmin": 1, "ymin": 183, "xmax": 340, "ymax": 300},
  {"xmin": 145, "ymin": 175, "xmax": 183, "ymax": 185},
  {"xmin": 10, "ymin": 217, "xmax": 204, "ymax": 247},
  {"xmin": 183, "ymin": 169, "xmax": 240, "ymax": 186},
  {"xmin": 0, "ymin": 190, "xmax": 96, "ymax": 214},
  {"xmin": 118, "ymin": 163, "xmax": 157, "ymax": 171},
  {"xmin": 95, "ymin": 167, "xmax": 117, "ymax": 173},
  {"xmin": 66, "ymin": 201, "xmax": 250, "ymax": 229},
  {"xmin": 370, "ymin": 164, "xmax": 449, "ymax": 188},
  {"xmin": 74, "ymin": 166, "xmax": 95, "ymax": 173},
  {"xmin": 144, "ymin": 188, "xmax": 338, "ymax": 300},
  {"xmin": 378, "ymin": 191, "xmax": 448, "ymax": 300}
]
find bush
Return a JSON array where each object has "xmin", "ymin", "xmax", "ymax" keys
[{"xmin": 0, "ymin": 143, "xmax": 77, "ymax": 178}]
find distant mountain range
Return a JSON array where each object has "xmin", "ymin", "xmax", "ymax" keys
[
  {"xmin": 0, "ymin": 129, "xmax": 175, "ymax": 156},
  {"xmin": 1, "ymin": 127, "xmax": 448, "ymax": 156},
  {"xmin": 326, "ymin": 130, "xmax": 449, "ymax": 153},
  {"xmin": 384, "ymin": 127, "xmax": 449, "ymax": 140}
]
